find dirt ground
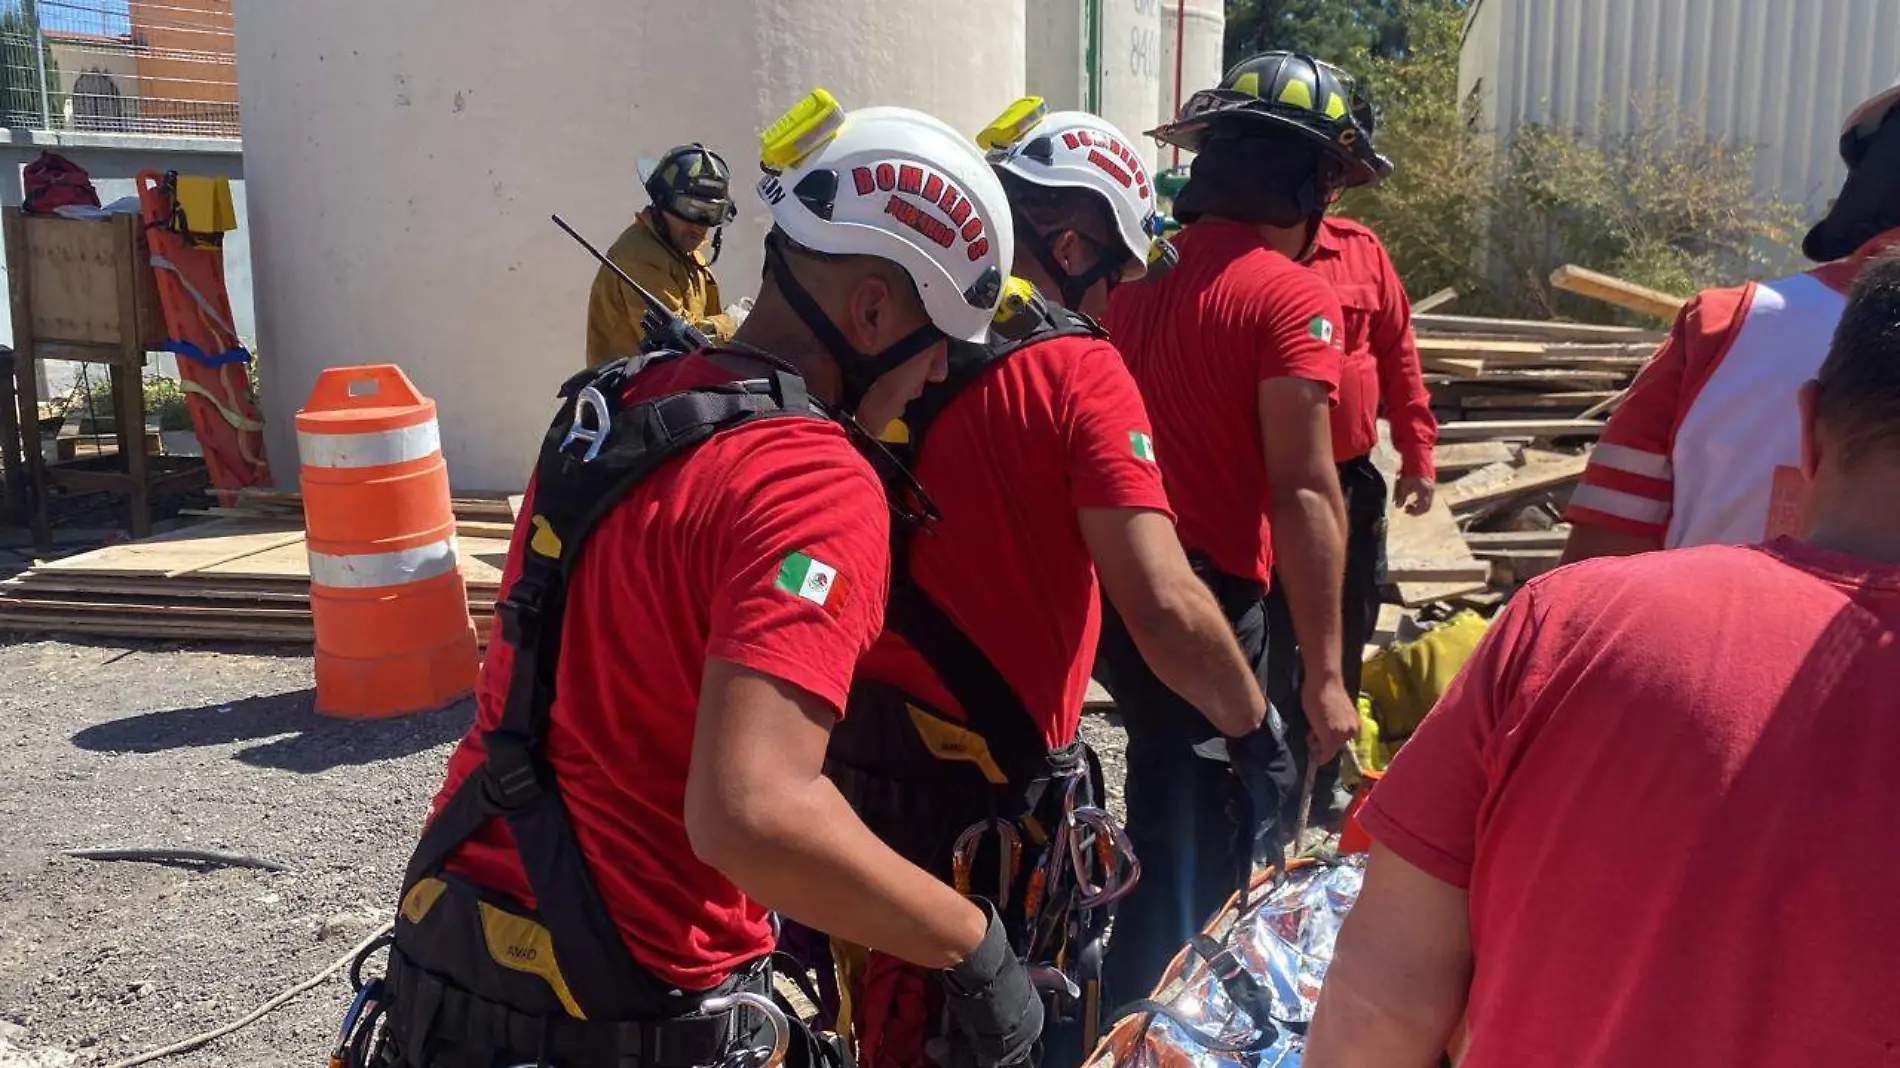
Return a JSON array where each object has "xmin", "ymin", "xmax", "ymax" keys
[{"xmin": 0, "ymin": 637, "xmax": 1132, "ymax": 1068}]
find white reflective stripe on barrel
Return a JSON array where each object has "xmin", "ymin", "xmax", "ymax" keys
[
  {"xmin": 298, "ymin": 420, "xmax": 442, "ymax": 469},
  {"xmin": 308, "ymin": 536, "xmax": 460, "ymax": 589}
]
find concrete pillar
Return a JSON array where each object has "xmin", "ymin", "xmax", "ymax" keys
[{"xmin": 234, "ymin": 0, "xmax": 1025, "ymax": 491}]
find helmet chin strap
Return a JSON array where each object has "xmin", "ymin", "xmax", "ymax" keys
[
  {"xmin": 1019, "ymin": 217, "xmax": 1124, "ymax": 310},
  {"xmin": 762, "ymin": 235, "xmax": 943, "ymax": 414}
]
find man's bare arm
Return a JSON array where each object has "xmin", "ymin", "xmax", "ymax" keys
[
  {"xmin": 1260, "ymin": 376, "xmax": 1358, "ymax": 759},
  {"xmin": 1303, "ymin": 843, "xmax": 1472, "ymax": 1066},
  {"xmin": 1082, "ymin": 506, "xmax": 1266, "ymax": 738},
  {"xmin": 686, "ymin": 658, "xmax": 986, "ymax": 967}
]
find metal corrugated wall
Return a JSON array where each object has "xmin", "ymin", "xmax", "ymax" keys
[{"xmin": 1461, "ymin": 0, "xmax": 1900, "ymax": 215}]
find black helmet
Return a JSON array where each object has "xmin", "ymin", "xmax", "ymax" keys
[
  {"xmin": 644, "ymin": 144, "xmax": 739, "ymax": 227},
  {"xmin": 1150, "ymin": 52, "xmax": 1391, "ymax": 188}
]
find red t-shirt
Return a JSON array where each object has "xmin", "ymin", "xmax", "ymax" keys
[
  {"xmin": 434, "ymin": 352, "xmax": 890, "ymax": 990},
  {"xmin": 1105, "ymin": 218, "xmax": 1343, "ymax": 585},
  {"xmin": 1308, "ymin": 218, "xmax": 1437, "ymax": 477},
  {"xmin": 856, "ymin": 333, "xmax": 1173, "ymax": 747},
  {"xmin": 1359, "ymin": 541, "xmax": 1900, "ymax": 1066}
]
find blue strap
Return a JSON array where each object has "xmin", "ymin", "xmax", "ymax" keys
[{"xmin": 163, "ymin": 339, "xmax": 252, "ymax": 368}]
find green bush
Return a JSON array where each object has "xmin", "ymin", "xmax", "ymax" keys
[
  {"xmin": 1334, "ymin": 0, "xmax": 1805, "ymax": 321},
  {"xmin": 145, "ymin": 376, "xmax": 194, "ymax": 432}
]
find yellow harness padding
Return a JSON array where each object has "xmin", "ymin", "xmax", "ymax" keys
[{"xmin": 1350, "ymin": 610, "xmax": 1491, "ymax": 776}]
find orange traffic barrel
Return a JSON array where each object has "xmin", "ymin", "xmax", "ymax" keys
[{"xmin": 296, "ymin": 365, "xmax": 478, "ymax": 718}]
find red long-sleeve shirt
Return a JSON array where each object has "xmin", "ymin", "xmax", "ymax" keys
[{"xmin": 1308, "ymin": 218, "xmax": 1437, "ymax": 478}]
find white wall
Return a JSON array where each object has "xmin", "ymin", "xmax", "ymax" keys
[
  {"xmin": 1157, "ymin": 0, "xmax": 1224, "ymax": 169},
  {"xmin": 1098, "ymin": 0, "xmax": 1164, "ymax": 173},
  {"xmin": 235, "ymin": 0, "xmax": 1025, "ymax": 492},
  {"xmin": 1027, "ymin": 0, "xmax": 1087, "ymax": 112},
  {"xmin": 1459, "ymin": 0, "xmax": 1900, "ymax": 221}
]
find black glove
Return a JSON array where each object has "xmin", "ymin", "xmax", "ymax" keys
[
  {"xmin": 1226, "ymin": 716, "xmax": 1295, "ymax": 868},
  {"xmin": 941, "ymin": 900, "xmax": 1043, "ymax": 1068}
]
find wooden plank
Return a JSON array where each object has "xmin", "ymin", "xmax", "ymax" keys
[
  {"xmin": 1462, "ymin": 528, "xmax": 1571, "ymax": 551},
  {"xmin": 1433, "ymin": 441, "xmax": 1520, "ymax": 475},
  {"xmin": 1385, "ymin": 558, "xmax": 1493, "ymax": 583},
  {"xmin": 1460, "ymin": 369, "xmax": 1631, "ymax": 387},
  {"xmin": 1461, "ymin": 391, "xmax": 1619, "ymax": 410},
  {"xmin": 1411, "ymin": 288, "xmax": 1458, "ymax": 314},
  {"xmin": 34, "ymin": 519, "xmax": 301, "ymax": 576},
  {"xmin": 1418, "ymin": 337, "xmax": 1549, "ymax": 356},
  {"xmin": 1549, "ymin": 265, "xmax": 1686, "ymax": 321},
  {"xmin": 1467, "ymin": 351, "xmax": 1651, "ymax": 370},
  {"xmin": 163, "ymin": 531, "xmax": 306, "ymax": 579},
  {"xmin": 1448, "ymin": 452, "xmax": 1590, "ymax": 513},
  {"xmin": 1413, "ymin": 312, "xmax": 1664, "ymax": 342},
  {"xmin": 1421, "ymin": 356, "xmax": 1486, "ymax": 377},
  {"xmin": 1386, "ymin": 493, "xmax": 1489, "ymax": 607},
  {"xmin": 1436, "ymin": 420, "xmax": 1603, "ymax": 442}
]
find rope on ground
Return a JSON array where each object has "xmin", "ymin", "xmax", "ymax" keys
[
  {"xmin": 64, "ymin": 847, "xmax": 291, "ymax": 873},
  {"xmin": 103, "ymin": 922, "xmax": 394, "ymax": 1068}
]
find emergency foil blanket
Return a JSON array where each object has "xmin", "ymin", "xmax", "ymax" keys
[{"xmin": 1085, "ymin": 857, "xmax": 1367, "ymax": 1068}]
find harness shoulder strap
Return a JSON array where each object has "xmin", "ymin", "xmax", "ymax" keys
[
  {"xmin": 882, "ymin": 307, "xmax": 1108, "ymax": 790},
  {"xmin": 404, "ymin": 354, "xmax": 822, "ymax": 1017}
]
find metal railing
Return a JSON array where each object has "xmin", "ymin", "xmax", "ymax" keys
[{"xmin": 1, "ymin": 0, "xmax": 239, "ymax": 138}]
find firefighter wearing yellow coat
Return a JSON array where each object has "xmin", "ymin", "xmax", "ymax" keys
[{"xmin": 584, "ymin": 143, "xmax": 741, "ymax": 366}]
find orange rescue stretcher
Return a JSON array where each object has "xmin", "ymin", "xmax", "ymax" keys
[{"xmin": 136, "ymin": 170, "xmax": 271, "ymax": 494}]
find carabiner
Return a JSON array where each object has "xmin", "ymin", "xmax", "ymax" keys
[
  {"xmin": 1065, "ymin": 806, "xmax": 1140, "ymax": 909},
  {"xmin": 951, "ymin": 818, "xmax": 1023, "ymax": 908},
  {"xmin": 700, "ymin": 990, "xmax": 791, "ymax": 1068}
]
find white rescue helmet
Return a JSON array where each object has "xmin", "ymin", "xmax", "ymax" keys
[
  {"xmin": 759, "ymin": 91, "xmax": 1013, "ymax": 344},
  {"xmin": 979, "ymin": 98, "xmax": 1164, "ymax": 282}
]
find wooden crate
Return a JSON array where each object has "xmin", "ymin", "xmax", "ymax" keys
[{"xmin": 15, "ymin": 212, "xmax": 165, "ymax": 354}]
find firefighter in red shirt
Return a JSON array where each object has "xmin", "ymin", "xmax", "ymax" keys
[
  {"xmin": 823, "ymin": 100, "xmax": 1277, "ymax": 1068},
  {"xmin": 1564, "ymin": 75, "xmax": 1900, "ymax": 560},
  {"xmin": 343, "ymin": 95, "xmax": 1043, "ymax": 1068},
  {"xmin": 1267, "ymin": 213, "xmax": 1437, "ymax": 821},
  {"xmin": 1307, "ymin": 247, "xmax": 1900, "ymax": 1068},
  {"xmin": 1098, "ymin": 52, "xmax": 1388, "ymax": 1003}
]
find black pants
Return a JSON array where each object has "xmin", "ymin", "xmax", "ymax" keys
[
  {"xmin": 1094, "ymin": 557, "xmax": 1295, "ymax": 1007},
  {"xmin": 1266, "ymin": 455, "xmax": 1388, "ymax": 818}
]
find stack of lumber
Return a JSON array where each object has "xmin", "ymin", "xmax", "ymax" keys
[
  {"xmin": 0, "ymin": 491, "xmax": 521, "ymax": 644},
  {"xmin": 1413, "ymin": 313, "xmax": 1661, "ymax": 426},
  {"xmin": 1379, "ymin": 305, "xmax": 1670, "ymax": 606}
]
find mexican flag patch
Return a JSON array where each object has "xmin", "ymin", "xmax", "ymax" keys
[
  {"xmin": 1308, "ymin": 316, "xmax": 1336, "ymax": 344},
  {"xmin": 1129, "ymin": 430, "xmax": 1157, "ymax": 463},
  {"xmin": 776, "ymin": 551, "xmax": 850, "ymax": 615}
]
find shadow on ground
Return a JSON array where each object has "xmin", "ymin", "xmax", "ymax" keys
[{"xmin": 72, "ymin": 689, "xmax": 474, "ymax": 773}]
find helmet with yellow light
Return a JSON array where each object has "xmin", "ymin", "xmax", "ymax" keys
[
  {"xmin": 758, "ymin": 90, "xmax": 1014, "ymax": 345},
  {"xmin": 979, "ymin": 97, "xmax": 1174, "ymax": 305},
  {"xmin": 1153, "ymin": 51, "xmax": 1390, "ymax": 188}
]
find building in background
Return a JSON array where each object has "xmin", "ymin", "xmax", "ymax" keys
[
  {"xmin": 129, "ymin": 0, "xmax": 236, "ymax": 137},
  {"xmin": 1459, "ymin": 0, "xmax": 1900, "ymax": 220},
  {"xmin": 1026, "ymin": 0, "xmax": 1226, "ymax": 174},
  {"xmin": 41, "ymin": 28, "xmax": 140, "ymax": 132}
]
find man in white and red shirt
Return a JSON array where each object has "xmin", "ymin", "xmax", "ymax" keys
[
  {"xmin": 1565, "ymin": 76, "xmax": 1900, "ymax": 559},
  {"xmin": 1306, "ymin": 246, "xmax": 1900, "ymax": 1068}
]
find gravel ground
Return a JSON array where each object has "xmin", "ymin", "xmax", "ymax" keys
[
  {"xmin": 0, "ymin": 637, "xmax": 1134, "ymax": 1068},
  {"xmin": 0, "ymin": 637, "xmax": 471, "ymax": 1067}
]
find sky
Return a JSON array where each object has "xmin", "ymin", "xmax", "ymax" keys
[{"xmin": 17, "ymin": 0, "xmax": 133, "ymax": 38}]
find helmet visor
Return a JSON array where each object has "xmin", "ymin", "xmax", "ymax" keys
[{"xmin": 666, "ymin": 193, "xmax": 734, "ymax": 227}]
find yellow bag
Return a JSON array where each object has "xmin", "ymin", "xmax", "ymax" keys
[
  {"xmin": 1349, "ymin": 610, "xmax": 1491, "ymax": 776},
  {"xmin": 174, "ymin": 175, "xmax": 236, "ymax": 234}
]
